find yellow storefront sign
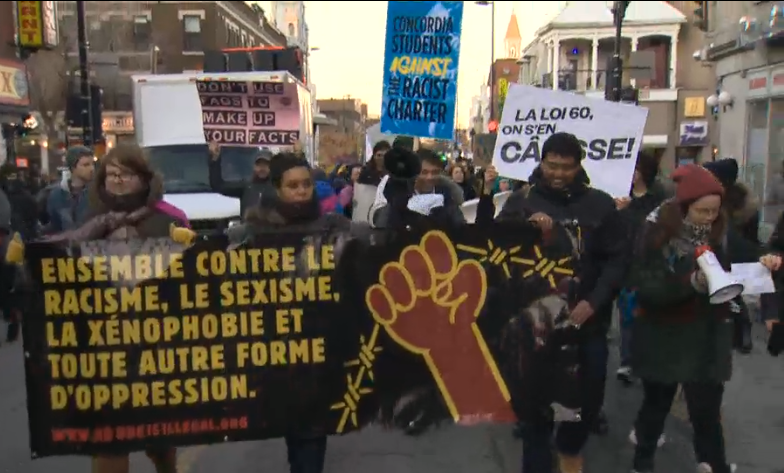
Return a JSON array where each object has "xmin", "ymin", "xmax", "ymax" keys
[
  {"xmin": 16, "ymin": 1, "xmax": 59, "ymax": 49},
  {"xmin": 0, "ymin": 59, "xmax": 30, "ymax": 107},
  {"xmin": 684, "ymin": 96, "xmax": 706, "ymax": 118}
]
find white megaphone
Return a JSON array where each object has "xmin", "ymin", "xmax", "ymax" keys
[{"xmin": 695, "ymin": 246, "xmax": 744, "ymax": 304}]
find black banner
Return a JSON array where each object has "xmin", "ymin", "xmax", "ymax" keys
[{"xmin": 22, "ymin": 223, "xmax": 581, "ymax": 457}]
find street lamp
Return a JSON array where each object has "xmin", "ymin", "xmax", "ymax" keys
[{"xmin": 476, "ymin": 1, "xmax": 495, "ymax": 124}]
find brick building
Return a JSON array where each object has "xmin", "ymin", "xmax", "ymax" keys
[
  {"xmin": 487, "ymin": 13, "xmax": 523, "ymax": 123},
  {"xmin": 20, "ymin": 1, "xmax": 289, "ymax": 156}
]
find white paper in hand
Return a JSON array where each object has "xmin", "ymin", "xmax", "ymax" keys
[
  {"xmin": 730, "ymin": 262, "xmax": 776, "ymax": 295},
  {"xmin": 407, "ymin": 193, "xmax": 444, "ymax": 216}
]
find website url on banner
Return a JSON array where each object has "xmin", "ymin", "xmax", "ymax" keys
[{"xmin": 51, "ymin": 416, "xmax": 249, "ymax": 443}]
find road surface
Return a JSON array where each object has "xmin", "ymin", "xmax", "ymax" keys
[{"xmin": 1, "ymin": 322, "xmax": 782, "ymax": 473}]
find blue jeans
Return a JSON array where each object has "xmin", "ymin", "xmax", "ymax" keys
[
  {"xmin": 285, "ymin": 435, "xmax": 327, "ymax": 473},
  {"xmin": 521, "ymin": 336, "xmax": 609, "ymax": 473}
]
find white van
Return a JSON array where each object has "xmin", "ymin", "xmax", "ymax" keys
[{"xmin": 131, "ymin": 71, "xmax": 314, "ymax": 233}]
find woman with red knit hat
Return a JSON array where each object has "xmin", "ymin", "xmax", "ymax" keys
[{"xmin": 626, "ymin": 164, "xmax": 781, "ymax": 473}]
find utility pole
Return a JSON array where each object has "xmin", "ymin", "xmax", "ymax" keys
[
  {"xmin": 608, "ymin": 1, "xmax": 630, "ymax": 102},
  {"xmin": 76, "ymin": 1, "xmax": 93, "ymax": 146}
]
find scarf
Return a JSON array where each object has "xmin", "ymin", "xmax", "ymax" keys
[
  {"xmin": 647, "ymin": 203, "xmax": 711, "ymax": 258},
  {"xmin": 275, "ymin": 195, "xmax": 321, "ymax": 224},
  {"xmin": 98, "ymin": 186, "xmax": 149, "ymax": 213}
]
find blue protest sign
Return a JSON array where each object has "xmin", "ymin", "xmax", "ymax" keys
[{"xmin": 380, "ymin": 1, "xmax": 463, "ymax": 141}]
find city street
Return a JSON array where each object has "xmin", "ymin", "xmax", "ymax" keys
[{"xmin": 1, "ymin": 322, "xmax": 782, "ymax": 473}]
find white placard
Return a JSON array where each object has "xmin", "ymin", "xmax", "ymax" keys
[
  {"xmin": 461, "ymin": 191, "xmax": 512, "ymax": 223},
  {"xmin": 492, "ymin": 84, "xmax": 648, "ymax": 197}
]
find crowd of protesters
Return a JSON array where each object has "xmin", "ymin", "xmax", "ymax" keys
[{"xmin": 1, "ymin": 135, "xmax": 783, "ymax": 473}]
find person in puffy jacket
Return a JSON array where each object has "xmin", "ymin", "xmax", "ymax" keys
[
  {"xmin": 228, "ymin": 152, "xmax": 375, "ymax": 473},
  {"xmin": 9, "ymin": 144, "xmax": 192, "ymax": 473},
  {"xmin": 312, "ymin": 168, "xmax": 343, "ymax": 215}
]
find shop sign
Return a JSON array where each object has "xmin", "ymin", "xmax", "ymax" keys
[
  {"xmin": 0, "ymin": 59, "xmax": 30, "ymax": 107},
  {"xmin": 683, "ymin": 97, "xmax": 705, "ymax": 118},
  {"xmin": 16, "ymin": 1, "xmax": 58, "ymax": 49},
  {"xmin": 679, "ymin": 121, "xmax": 709, "ymax": 147},
  {"xmin": 102, "ymin": 114, "xmax": 134, "ymax": 133},
  {"xmin": 747, "ymin": 70, "xmax": 769, "ymax": 98}
]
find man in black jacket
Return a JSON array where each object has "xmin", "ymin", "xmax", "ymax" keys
[
  {"xmin": 207, "ymin": 142, "xmax": 277, "ymax": 218},
  {"xmin": 0, "ymin": 164, "xmax": 38, "ymax": 240},
  {"xmin": 490, "ymin": 132, "xmax": 628, "ymax": 473},
  {"xmin": 369, "ymin": 147, "xmax": 466, "ymax": 229}
]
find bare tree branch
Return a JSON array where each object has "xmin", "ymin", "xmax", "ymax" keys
[{"xmin": 25, "ymin": 37, "xmax": 70, "ymax": 134}]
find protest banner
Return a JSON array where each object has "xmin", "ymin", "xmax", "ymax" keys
[
  {"xmin": 197, "ymin": 80, "xmax": 300, "ymax": 146},
  {"xmin": 22, "ymin": 223, "xmax": 581, "ymax": 457},
  {"xmin": 492, "ymin": 84, "xmax": 648, "ymax": 197},
  {"xmin": 380, "ymin": 1, "xmax": 463, "ymax": 140}
]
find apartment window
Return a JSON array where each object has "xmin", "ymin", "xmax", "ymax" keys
[
  {"xmin": 226, "ymin": 25, "xmax": 239, "ymax": 48},
  {"xmin": 107, "ymin": 15, "xmax": 125, "ymax": 52},
  {"xmin": 288, "ymin": 23, "xmax": 295, "ymax": 37},
  {"xmin": 60, "ymin": 15, "xmax": 76, "ymax": 44},
  {"xmin": 133, "ymin": 16, "xmax": 151, "ymax": 51},
  {"xmin": 183, "ymin": 15, "xmax": 202, "ymax": 51}
]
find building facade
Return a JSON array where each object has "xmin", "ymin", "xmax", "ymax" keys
[
  {"xmin": 516, "ymin": 1, "xmax": 715, "ymax": 172},
  {"xmin": 469, "ymin": 12, "xmax": 522, "ymax": 129},
  {"xmin": 0, "ymin": 2, "xmax": 34, "ymax": 166},
  {"xmin": 270, "ymin": 1, "xmax": 313, "ymax": 87},
  {"xmin": 702, "ymin": 1, "xmax": 784, "ymax": 234},
  {"xmin": 13, "ymin": 1, "xmax": 287, "ymax": 170},
  {"xmin": 317, "ymin": 98, "xmax": 367, "ymax": 164}
]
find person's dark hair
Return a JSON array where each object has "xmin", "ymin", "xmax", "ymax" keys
[
  {"xmin": 311, "ymin": 167, "xmax": 328, "ymax": 181},
  {"xmin": 724, "ymin": 183, "xmax": 748, "ymax": 214},
  {"xmin": 269, "ymin": 152, "xmax": 311, "ymax": 188},
  {"xmin": 634, "ymin": 150, "xmax": 659, "ymax": 189},
  {"xmin": 416, "ymin": 148, "xmax": 444, "ymax": 169},
  {"xmin": 541, "ymin": 132, "xmax": 584, "ymax": 162},
  {"xmin": 373, "ymin": 140, "xmax": 391, "ymax": 155},
  {"xmin": 392, "ymin": 136, "xmax": 415, "ymax": 152}
]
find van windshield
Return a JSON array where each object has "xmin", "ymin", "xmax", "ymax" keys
[{"xmin": 145, "ymin": 144, "xmax": 258, "ymax": 194}]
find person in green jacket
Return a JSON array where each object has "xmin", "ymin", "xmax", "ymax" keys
[{"xmin": 627, "ymin": 164, "xmax": 781, "ymax": 473}]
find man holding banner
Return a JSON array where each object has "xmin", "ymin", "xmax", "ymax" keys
[{"xmin": 481, "ymin": 132, "xmax": 629, "ymax": 473}]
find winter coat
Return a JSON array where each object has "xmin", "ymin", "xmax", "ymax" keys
[
  {"xmin": 628, "ymin": 200, "xmax": 760, "ymax": 384},
  {"xmin": 43, "ymin": 172, "xmax": 188, "ymax": 243}
]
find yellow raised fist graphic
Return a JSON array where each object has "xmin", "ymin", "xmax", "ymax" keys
[
  {"xmin": 169, "ymin": 223, "xmax": 196, "ymax": 247},
  {"xmin": 4, "ymin": 233, "xmax": 25, "ymax": 265},
  {"xmin": 365, "ymin": 231, "xmax": 515, "ymax": 423}
]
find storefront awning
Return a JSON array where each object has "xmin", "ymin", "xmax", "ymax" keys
[
  {"xmin": 314, "ymin": 113, "xmax": 337, "ymax": 127},
  {"xmin": 642, "ymin": 134, "xmax": 668, "ymax": 146}
]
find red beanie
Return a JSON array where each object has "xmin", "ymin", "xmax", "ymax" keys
[{"xmin": 671, "ymin": 164, "xmax": 725, "ymax": 204}]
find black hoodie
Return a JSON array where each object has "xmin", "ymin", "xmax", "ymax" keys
[{"xmin": 477, "ymin": 165, "xmax": 628, "ymax": 336}]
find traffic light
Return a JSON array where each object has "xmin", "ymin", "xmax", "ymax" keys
[
  {"xmin": 90, "ymin": 84, "xmax": 104, "ymax": 144},
  {"xmin": 694, "ymin": 1, "xmax": 708, "ymax": 31},
  {"xmin": 488, "ymin": 120, "xmax": 498, "ymax": 133}
]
